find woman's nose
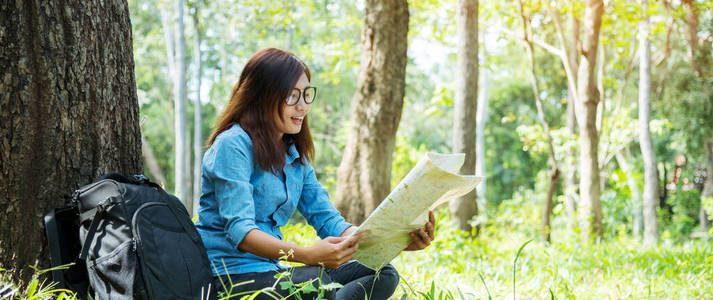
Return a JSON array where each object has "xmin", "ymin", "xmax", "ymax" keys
[{"xmin": 295, "ymin": 99, "xmax": 309, "ymax": 111}]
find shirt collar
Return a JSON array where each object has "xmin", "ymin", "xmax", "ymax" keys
[{"xmin": 286, "ymin": 143, "xmax": 300, "ymax": 164}]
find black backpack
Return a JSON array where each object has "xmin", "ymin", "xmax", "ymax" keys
[{"xmin": 44, "ymin": 173, "xmax": 214, "ymax": 300}]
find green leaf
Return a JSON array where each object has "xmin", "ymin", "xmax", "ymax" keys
[
  {"xmin": 26, "ymin": 279, "xmax": 39, "ymax": 298},
  {"xmin": 279, "ymin": 281, "xmax": 293, "ymax": 290},
  {"xmin": 301, "ymin": 283, "xmax": 317, "ymax": 294},
  {"xmin": 319, "ymin": 282, "xmax": 343, "ymax": 291}
]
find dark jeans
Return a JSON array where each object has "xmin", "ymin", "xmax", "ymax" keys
[{"xmin": 213, "ymin": 262, "xmax": 399, "ymax": 300}]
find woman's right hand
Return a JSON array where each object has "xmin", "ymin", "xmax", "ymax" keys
[{"xmin": 303, "ymin": 232, "xmax": 364, "ymax": 269}]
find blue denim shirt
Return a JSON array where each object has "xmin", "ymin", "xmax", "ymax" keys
[{"xmin": 195, "ymin": 124, "xmax": 352, "ymax": 276}]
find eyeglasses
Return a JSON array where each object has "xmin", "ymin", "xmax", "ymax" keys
[{"xmin": 286, "ymin": 87, "xmax": 317, "ymax": 106}]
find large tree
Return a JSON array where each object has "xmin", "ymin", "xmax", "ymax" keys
[
  {"xmin": 335, "ymin": 0, "xmax": 409, "ymax": 224},
  {"xmin": 450, "ymin": 0, "xmax": 479, "ymax": 233},
  {"xmin": 0, "ymin": 0, "xmax": 142, "ymax": 281}
]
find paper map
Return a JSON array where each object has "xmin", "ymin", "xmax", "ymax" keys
[{"xmin": 351, "ymin": 152, "xmax": 482, "ymax": 270}]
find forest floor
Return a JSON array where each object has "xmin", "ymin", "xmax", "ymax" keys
[{"xmin": 284, "ymin": 206, "xmax": 713, "ymax": 299}]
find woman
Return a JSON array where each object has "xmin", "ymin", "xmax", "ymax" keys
[{"xmin": 196, "ymin": 48, "xmax": 435, "ymax": 300}]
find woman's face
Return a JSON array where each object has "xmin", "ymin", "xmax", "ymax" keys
[{"xmin": 276, "ymin": 72, "xmax": 311, "ymax": 138}]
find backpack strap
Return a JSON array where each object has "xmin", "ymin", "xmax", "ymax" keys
[{"xmin": 78, "ymin": 196, "xmax": 120, "ymax": 261}]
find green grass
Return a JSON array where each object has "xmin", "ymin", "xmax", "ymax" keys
[
  {"xmin": 3, "ymin": 207, "xmax": 711, "ymax": 299},
  {"xmin": 282, "ymin": 206, "xmax": 712, "ymax": 299}
]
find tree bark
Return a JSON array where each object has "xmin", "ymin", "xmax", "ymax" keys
[
  {"xmin": 639, "ymin": 0, "xmax": 659, "ymax": 245},
  {"xmin": 576, "ymin": 0, "xmax": 604, "ymax": 242},
  {"xmin": 173, "ymin": 0, "xmax": 189, "ymax": 207},
  {"xmin": 518, "ymin": 0, "xmax": 561, "ymax": 243},
  {"xmin": 450, "ymin": 0, "xmax": 479, "ymax": 233},
  {"xmin": 335, "ymin": 0, "xmax": 409, "ymax": 224},
  {"xmin": 191, "ymin": 5, "xmax": 203, "ymax": 217},
  {"xmin": 0, "ymin": 0, "xmax": 142, "ymax": 281}
]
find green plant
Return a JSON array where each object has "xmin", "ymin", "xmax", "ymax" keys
[{"xmin": 0, "ymin": 264, "xmax": 78, "ymax": 300}]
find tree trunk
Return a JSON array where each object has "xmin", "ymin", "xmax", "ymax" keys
[
  {"xmin": 615, "ymin": 150, "xmax": 643, "ymax": 237},
  {"xmin": 576, "ymin": 0, "xmax": 604, "ymax": 242},
  {"xmin": 173, "ymin": 0, "xmax": 189, "ymax": 207},
  {"xmin": 0, "ymin": 0, "xmax": 142, "ymax": 281},
  {"xmin": 142, "ymin": 135, "xmax": 168, "ymax": 186},
  {"xmin": 701, "ymin": 140, "xmax": 713, "ymax": 228},
  {"xmin": 518, "ymin": 0, "xmax": 561, "ymax": 243},
  {"xmin": 335, "ymin": 0, "xmax": 409, "ymax": 224},
  {"xmin": 564, "ymin": 13, "xmax": 580, "ymax": 232},
  {"xmin": 476, "ymin": 65, "xmax": 488, "ymax": 200},
  {"xmin": 450, "ymin": 0, "xmax": 479, "ymax": 233},
  {"xmin": 191, "ymin": 6, "xmax": 203, "ymax": 217},
  {"xmin": 639, "ymin": 0, "xmax": 659, "ymax": 245}
]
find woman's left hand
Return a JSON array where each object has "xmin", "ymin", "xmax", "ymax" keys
[{"xmin": 404, "ymin": 211, "xmax": 435, "ymax": 251}]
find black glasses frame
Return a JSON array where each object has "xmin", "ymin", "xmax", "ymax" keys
[{"xmin": 286, "ymin": 87, "xmax": 317, "ymax": 106}]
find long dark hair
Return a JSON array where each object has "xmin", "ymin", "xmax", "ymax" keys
[{"xmin": 207, "ymin": 48, "xmax": 314, "ymax": 173}]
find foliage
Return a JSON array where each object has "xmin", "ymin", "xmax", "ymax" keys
[{"xmin": 0, "ymin": 265, "xmax": 78, "ymax": 300}]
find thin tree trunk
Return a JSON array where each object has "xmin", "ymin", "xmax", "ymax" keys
[
  {"xmin": 576, "ymin": 0, "xmax": 604, "ymax": 242},
  {"xmin": 286, "ymin": 0, "xmax": 295, "ymax": 51},
  {"xmin": 615, "ymin": 150, "xmax": 643, "ymax": 237},
  {"xmin": 639, "ymin": 0, "xmax": 659, "ymax": 245},
  {"xmin": 518, "ymin": 0, "xmax": 561, "ymax": 243},
  {"xmin": 0, "ymin": 0, "xmax": 142, "ymax": 282},
  {"xmin": 191, "ymin": 6, "xmax": 203, "ymax": 217},
  {"xmin": 476, "ymin": 65, "xmax": 488, "ymax": 200},
  {"xmin": 173, "ymin": 0, "xmax": 189, "ymax": 207},
  {"xmin": 701, "ymin": 140, "xmax": 713, "ymax": 228},
  {"xmin": 142, "ymin": 135, "xmax": 168, "ymax": 186},
  {"xmin": 450, "ymin": 0, "xmax": 479, "ymax": 233},
  {"xmin": 564, "ymin": 13, "xmax": 580, "ymax": 232},
  {"xmin": 161, "ymin": 8, "xmax": 176, "ymax": 82},
  {"xmin": 334, "ymin": 0, "xmax": 409, "ymax": 224}
]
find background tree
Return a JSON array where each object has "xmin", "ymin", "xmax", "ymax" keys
[
  {"xmin": 450, "ymin": 0, "xmax": 479, "ymax": 233},
  {"xmin": 172, "ymin": 0, "xmax": 189, "ymax": 206},
  {"xmin": 639, "ymin": 0, "xmax": 660, "ymax": 245},
  {"xmin": 335, "ymin": 0, "xmax": 409, "ymax": 223},
  {"xmin": 190, "ymin": 0, "xmax": 203, "ymax": 216},
  {"xmin": 563, "ymin": 9, "xmax": 580, "ymax": 232},
  {"xmin": 517, "ymin": 0, "xmax": 561, "ymax": 243},
  {"xmin": 575, "ymin": 0, "xmax": 604, "ymax": 241},
  {"xmin": 682, "ymin": 0, "xmax": 713, "ymax": 231},
  {"xmin": 0, "ymin": 0, "xmax": 142, "ymax": 281}
]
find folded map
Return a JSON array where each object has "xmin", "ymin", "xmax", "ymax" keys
[{"xmin": 351, "ymin": 152, "xmax": 482, "ymax": 270}]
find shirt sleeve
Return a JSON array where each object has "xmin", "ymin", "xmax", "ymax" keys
[
  {"xmin": 297, "ymin": 162, "xmax": 352, "ymax": 239},
  {"xmin": 204, "ymin": 133, "xmax": 258, "ymax": 251}
]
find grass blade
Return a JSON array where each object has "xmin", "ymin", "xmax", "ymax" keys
[{"xmin": 513, "ymin": 239, "xmax": 533, "ymax": 299}]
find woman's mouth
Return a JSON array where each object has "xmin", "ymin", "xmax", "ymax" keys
[{"xmin": 291, "ymin": 116, "xmax": 304, "ymax": 125}]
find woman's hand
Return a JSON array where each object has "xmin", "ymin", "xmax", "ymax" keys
[
  {"xmin": 304, "ymin": 232, "xmax": 364, "ymax": 269},
  {"xmin": 404, "ymin": 211, "xmax": 435, "ymax": 251}
]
